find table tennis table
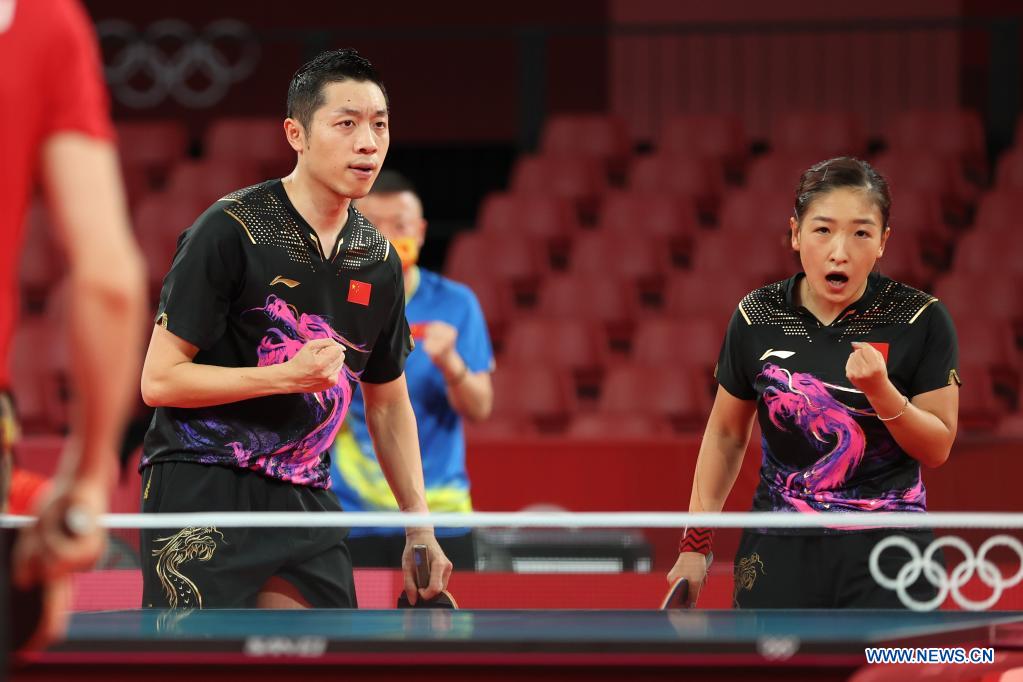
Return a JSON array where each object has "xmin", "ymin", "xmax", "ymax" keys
[{"xmin": 14, "ymin": 609, "xmax": 1023, "ymax": 682}]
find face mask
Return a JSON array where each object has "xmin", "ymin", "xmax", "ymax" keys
[{"xmin": 391, "ymin": 236, "xmax": 420, "ymax": 271}]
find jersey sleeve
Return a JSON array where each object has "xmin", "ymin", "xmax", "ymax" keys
[
  {"xmin": 908, "ymin": 300, "xmax": 960, "ymax": 397},
  {"xmin": 455, "ymin": 287, "xmax": 495, "ymax": 374},
  {"xmin": 715, "ymin": 304, "xmax": 756, "ymax": 401},
  {"xmin": 360, "ymin": 248, "xmax": 413, "ymax": 384},
  {"xmin": 42, "ymin": 0, "xmax": 115, "ymax": 141},
  {"xmin": 154, "ymin": 209, "xmax": 246, "ymax": 350}
]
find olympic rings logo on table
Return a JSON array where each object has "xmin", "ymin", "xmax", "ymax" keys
[
  {"xmin": 96, "ymin": 19, "xmax": 260, "ymax": 109},
  {"xmin": 869, "ymin": 534, "xmax": 1023, "ymax": 611}
]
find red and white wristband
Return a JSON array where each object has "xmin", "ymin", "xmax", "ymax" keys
[{"xmin": 679, "ymin": 526, "xmax": 714, "ymax": 556}]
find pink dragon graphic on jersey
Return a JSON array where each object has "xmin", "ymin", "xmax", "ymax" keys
[
  {"xmin": 758, "ymin": 363, "xmax": 924, "ymax": 514},
  {"xmin": 173, "ymin": 295, "xmax": 367, "ymax": 487}
]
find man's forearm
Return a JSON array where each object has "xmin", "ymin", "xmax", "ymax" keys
[
  {"xmin": 61, "ymin": 266, "xmax": 146, "ymax": 484},
  {"xmin": 446, "ymin": 371, "xmax": 492, "ymax": 422},
  {"xmin": 365, "ymin": 396, "xmax": 429, "ymax": 516},
  {"xmin": 42, "ymin": 134, "xmax": 148, "ymax": 485},
  {"xmin": 141, "ymin": 359, "xmax": 294, "ymax": 409}
]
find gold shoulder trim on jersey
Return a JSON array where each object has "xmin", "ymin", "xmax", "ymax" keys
[
  {"xmin": 738, "ymin": 301, "xmax": 752, "ymax": 325},
  {"xmin": 223, "ymin": 208, "xmax": 256, "ymax": 245},
  {"xmin": 908, "ymin": 297, "xmax": 938, "ymax": 324},
  {"xmin": 948, "ymin": 368, "xmax": 962, "ymax": 386},
  {"xmin": 156, "ymin": 312, "xmax": 169, "ymax": 329}
]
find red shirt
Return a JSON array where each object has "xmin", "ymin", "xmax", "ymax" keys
[{"xmin": 0, "ymin": 0, "xmax": 114, "ymax": 389}]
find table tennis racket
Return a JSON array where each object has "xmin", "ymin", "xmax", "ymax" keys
[
  {"xmin": 660, "ymin": 578, "xmax": 690, "ymax": 610},
  {"xmin": 396, "ymin": 544, "xmax": 458, "ymax": 609}
]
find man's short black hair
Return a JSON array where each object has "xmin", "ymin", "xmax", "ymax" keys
[
  {"xmin": 369, "ymin": 170, "xmax": 417, "ymax": 196},
  {"xmin": 286, "ymin": 48, "xmax": 388, "ymax": 132}
]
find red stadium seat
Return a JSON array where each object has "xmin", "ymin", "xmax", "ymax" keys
[
  {"xmin": 952, "ymin": 229, "xmax": 1023, "ymax": 275},
  {"xmin": 887, "ymin": 188, "xmax": 952, "ymax": 267},
  {"xmin": 116, "ymin": 120, "xmax": 189, "ymax": 195},
  {"xmin": 631, "ymin": 318, "xmax": 721, "ymax": 377},
  {"xmin": 933, "ymin": 273, "xmax": 1023, "ymax": 325},
  {"xmin": 596, "ymin": 191, "xmax": 698, "ymax": 239},
  {"xmin": 164, "ymin": 160, "xmax": 263, "ymax": 208},
  {"xmin": 132, "ymin": 193, "xmax": 210, "ymax": 295},
  {"xmin": 658, "ymin": 114, "xmax": 748, "ymax": 173},
  {"xmin": 444, "ymin": 231, "xmax": 547, "ymax": 301},
  {"xmin": 883, "ymin": 109, "xmax": 987, "ymax": 183},
  {"xmin": 717, "ymin": 189, "xmax": 795, "ymax": 235},
  {"xmin": 509, "ymin": 155, "xmax": 608, "ymax": 219},
  {"xmin": 117, "ymin": 120, "xmax": 189, "ymax": 168},
  {"xmin": 956, "ymin": 363, "xmax": 1005, "ymax": 432},
  {"xmin": 8, "ymin": 318, "xmax": 67, "ymax": 434},
  {"xmin": 955, "ymin": 318, "xmax": 1020, "ymax": 370},
  {"xmin": 204, "ymin": 117, "xmax": 294, "ymax": 177},
  {"xmin": 540, "ymin": 113, "xmax": 631, "ymax": 178},
  {"xmin": 874, "ymin": 240, "xmax": 931, "ymax": 291},
  {"xmin": 744, "ymin": 153, "xmax": 823, "ymax": 191},
  {"xmin": 476, "ymin": 192, "xmax": 580, "ymax": 239},
  {"xmin": 476, "ymin": 192, "xmax": 580, "ymax": 266},
  {"xmin": 490, "ymin": 363, "xmax": 576, "ymax": 431},
  {"xmin": 445, "ymin": 275, "xmax": 513, "ymax": 350},
  {"xmin": 627, "ymin": 154, "xmax": 726, "ymax": 218},
  {"xmin": 568, "ymin": 232, "xmax": 671, "ymax": 301},
  {"xmin": 598, "ymin": 364, "xmax": 710, "ymax": 432},
  {"xmin": 536, "ymin": 272, "xmax": 638, "ymax": 326},
  {"xmin": 566, "ymin": 412, "xmax": 671, "ymax": 438},
  {"xmin": 993, "ymin": 151, "xmax": 1023, "ymax": 190},
  {"xmin": 690, "ymin": 232, "xmax": 791, "ymax": 286},
  {"xmin": 872, "ymin": 150, "xmax": 975, "ymax": 220},
  {"xmin": 769, "ymin": 112, "xmax": 867, "ymax": 159},
  {"xmin": 972, "ymin": 190, "xmax": 1023, "ymax": 232},
  {"xmin": 501, "ymin": 317, "xmax": 609, "ymax": 373},
  {"xmin": 661, "ymin": 272, "xmax": 759, "ymax": 330}
]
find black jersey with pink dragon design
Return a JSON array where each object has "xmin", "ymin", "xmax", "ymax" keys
[
  {"xmin": 714, "ymin": 273, "xmax": 959, "ymax": 527},
  {"xmin": 141, "ymin": 180, "xmax": 412, "ymax": 489}
]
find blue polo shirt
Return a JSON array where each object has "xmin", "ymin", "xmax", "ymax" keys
[{"xmin": 330, "ymin": 267, "xmax": 494, "ymax": 537}]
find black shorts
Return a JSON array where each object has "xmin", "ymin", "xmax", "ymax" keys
[
  {"xmin": 732, "ymin": 529, "xmax": 941, "ymax": 609},
  {"xmin": 140, "ymin": 461, "xmax": 356, "ymax": 609}
]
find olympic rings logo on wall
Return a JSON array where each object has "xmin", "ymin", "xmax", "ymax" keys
[
  {"xmin": 96, "ymin": 19, "xmax": 260, "ymax": 109},
  {"xmin": 869, "ymin": 534, "xmax": 1023, "ymax": 611}
]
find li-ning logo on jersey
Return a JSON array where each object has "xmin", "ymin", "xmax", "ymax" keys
[
  {"xmin": 270, "ymin": 276, "xmax": 300, "ymax": 289},
  {"xmin": 759, "ymin": 349, "xmax": 796, "ymax": 361}
]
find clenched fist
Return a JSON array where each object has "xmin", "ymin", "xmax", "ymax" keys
[
  {"xmin": 422, "ymin": 322, "xmax": 458, "ymax": 369},
  {"xmin": 285, "ymin": 338, "xmax": 346, "ymax": 393},
  {"xmin": 846, "ymin": 341, "xmax": 889, "ymax": 396}
]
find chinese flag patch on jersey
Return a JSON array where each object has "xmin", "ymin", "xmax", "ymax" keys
[
  {"xmin": 347, "ymin": 280, "xmax": 372, "ymax": 306},
  {"xmin": 867, "ymin": 342, "xmax": 890, "ymax": 363}
]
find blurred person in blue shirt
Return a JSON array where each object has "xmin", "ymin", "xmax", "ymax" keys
[{"xmin": 330, "ymin": 171, "xmax": 494, "ymax": 570}]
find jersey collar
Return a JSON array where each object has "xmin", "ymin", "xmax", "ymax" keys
[{"xmin": 784, "ymin": 271, "xmax": 882, "ymax": 326}]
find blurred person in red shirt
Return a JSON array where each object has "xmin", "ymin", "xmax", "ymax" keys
[{"xmin": 0, "ymin": 0, "xmax": 146, "ymax": 653}]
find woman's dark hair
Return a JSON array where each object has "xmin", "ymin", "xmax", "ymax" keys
[
  {"xmin": 287, "ymin": 48, "xmax": 387, "ymax": 132},
  {"xmin": 793, "ymin": 157, "xmax": 891, "ymax": 228}
]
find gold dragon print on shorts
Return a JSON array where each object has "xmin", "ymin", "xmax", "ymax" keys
[
  {"xmin": 734, "ymin": 552, "xmax": 766, "ymax": 596},
  {"xmin": 152, "ymin": 526, "xmax": 225, "ymax": 608}
]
